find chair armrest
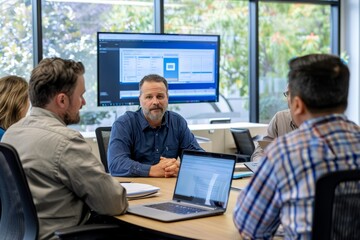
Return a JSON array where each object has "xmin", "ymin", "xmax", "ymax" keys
[
  {"xmin": 54, "ymin": 223, "xmax": 121, "ymax": 239},
  {"xmin": 252, "ymin": 135, "xmax": 263, "ymax": 141},
  {"xmin": 235, "ymin": 154, "xmax": 251, "ymax": 163}
]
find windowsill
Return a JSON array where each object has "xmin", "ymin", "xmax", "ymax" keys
[{"xmin": 80, "ymin": 121, "xmax": 268, "ymax": 139}]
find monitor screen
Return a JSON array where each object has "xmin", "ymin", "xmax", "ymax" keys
[{"xmin": 97, "ymin": 32, "xmax": 220, "ymax": 106}]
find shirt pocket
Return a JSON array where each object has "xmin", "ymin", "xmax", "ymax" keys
[{"xmin": 162, "ymin": 144, "xmax": 179, "ymax": 158}]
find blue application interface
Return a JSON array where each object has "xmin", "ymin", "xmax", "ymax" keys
[
  {"xmin": 175, "ymin": 153, "xmax": 234, "ymax": 208},
  {"xmin": 97, "ymin": 33, "xmax": 220, "ymax": 106}
]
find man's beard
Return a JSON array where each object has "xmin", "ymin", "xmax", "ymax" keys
[
  {"xmin": 148, "ymin": 109, "xmax": 164, "ymax": 121},
  {"xmin": 63, "ymin": 110, "xmax": 80, "ymax": 125},
  {"xmin": 146, "ymin": 104, "xmax": 168, "ymax": 122}
]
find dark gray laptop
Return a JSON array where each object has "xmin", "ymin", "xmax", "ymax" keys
[{"xmin": 127, "ymin": 150, "xmax": 236, "ymax": 222}]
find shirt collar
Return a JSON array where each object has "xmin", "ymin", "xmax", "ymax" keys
[
  {"xmin": 290, "ymin": 120, "xmax": 298, "ymax": 130},
  {"xmin": 300, "ymin": 113, "xmax": 348, "ymax": 130},
  {"xmin": 30, "ymin": 107, "xmax": 67, "ymax": 126}
]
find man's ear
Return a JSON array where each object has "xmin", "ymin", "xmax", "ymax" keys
[
  {"xmin": 55, "ymin": 93, "xmax": 68, "ymax": 109},
  {"xmin": 290, "ymin": 95, "xmax": 308, "ymax": 127},
  {"xmin": 291, "ymin": 96, "xmax": 305, "ymax": 116}
]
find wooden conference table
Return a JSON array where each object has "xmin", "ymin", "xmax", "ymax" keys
[{"xmin": 114, "ymin": 176, "xmax": 249, "ymax": 240}]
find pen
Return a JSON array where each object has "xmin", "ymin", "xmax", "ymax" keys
[{"xmin": 160, "ymin": 146, "xmax": 168, "ymax": 158}]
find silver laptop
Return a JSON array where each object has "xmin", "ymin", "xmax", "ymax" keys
[{"xmin": 127, "ymin": 150, "xmax": 236, "ymax": 222}]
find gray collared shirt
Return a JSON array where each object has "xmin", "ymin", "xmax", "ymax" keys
[
  {"xmin": 251, "ymin": 109, "xmax": 297, "ymax": 162},
  {"xmin": 2, "ymin": 107, "xmax": 128, "ymax": 239}
]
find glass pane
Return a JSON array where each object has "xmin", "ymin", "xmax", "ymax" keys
[
  {"xmin": 41, "ymin": 0, "xmax": 154, "ymax": 131},
  {"xmin": 0, "ymin": 1, "xmax": 33, "ymax": 79},
  {"xmin": 258, "ymin": 2, "xmax": 332, "ymax": 123},
  {"xmin": 164, "ymin": 0, "xmax": 249, "ymax": 123}
]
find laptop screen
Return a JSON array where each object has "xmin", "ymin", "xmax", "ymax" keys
[{"xmin": 174, "ymin": 150, "xmax": 236, "ymax": 208}]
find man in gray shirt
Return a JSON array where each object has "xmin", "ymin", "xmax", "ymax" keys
[
  {"xmin": 2, "ymin": 57, "xmax": 128, "ymax": 239},
  {"xmin": 251, "ymin": 88, "xmax": 298, "ymax": 162}
]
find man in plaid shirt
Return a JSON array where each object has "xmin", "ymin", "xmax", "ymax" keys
[{"xmin": 233, "ymin": 54, "xmax": 360, "ymax": 239}]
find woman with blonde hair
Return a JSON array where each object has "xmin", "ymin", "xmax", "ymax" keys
[{"xmin": 0, "ymin": 75, "xmax": 30, "ymax": 140}]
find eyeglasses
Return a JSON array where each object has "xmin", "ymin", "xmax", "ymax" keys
[{"xmin": 283, "ymin": 91, "xmax": 289, "ymax": 98}]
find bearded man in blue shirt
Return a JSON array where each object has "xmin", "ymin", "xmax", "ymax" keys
[
  {"xmin": 233, "ymin": 54, "xmax": 360, "ymax": 239},
  {"xmin": 108, "ymin": 74, "xmax": 204, "ymax": 177}
]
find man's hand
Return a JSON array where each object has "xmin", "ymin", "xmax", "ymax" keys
[
  {"xmin": 161, "ymin": 157, "xmax": 180, "ymax": 178},
  {"xmin": 148, "ymin": 157, "xmax": 179, "ymax": 177}
]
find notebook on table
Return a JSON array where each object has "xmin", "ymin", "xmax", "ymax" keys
[
  {"xmin": 121, "ymin": 183, "xmax": 160, "ymax": 200},
  {"xmin": 244, "ymin": 161, "xmax": 260, "ymax": 173},
  {"xmin": 127, "ymin": 149, "xmax": 236, "ymax": 222}
]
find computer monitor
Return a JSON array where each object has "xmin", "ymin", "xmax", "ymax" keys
[{"xmin": 97, "ymin": 32, "xmax": 220, "ymax": 106}]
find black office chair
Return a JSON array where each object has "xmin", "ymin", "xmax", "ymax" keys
[
  {"xmin": 0, "ymin": 142, "xmax": 39, "ymax": 240},
  {"xmin": 95, "ymin": 126, "xmax": 112, "ymax": 173},
  {"xmin": 312, "ymin": 170, "xmax": 360, "ymax": 240},
  {"xmin": 229, "ymin": 128, "xmax": 255, "ymax": 162},
  {"xmin": 0, "ymin": 142, "xmax": 125, "ymax": 240}
]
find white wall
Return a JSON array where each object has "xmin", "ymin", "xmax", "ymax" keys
[{"xmin": 342, "ymin": 0, "xmax": 360, "ymax": 124}]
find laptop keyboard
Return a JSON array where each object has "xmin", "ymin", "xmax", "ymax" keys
[{"xmin": 146, "ymin": 202, "xmax": 207, "ymax": 215}]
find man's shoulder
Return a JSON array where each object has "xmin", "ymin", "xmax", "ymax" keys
[
  {"xmin": 271, "ymin": 109, "xmax": 292, "ymax": 126},
  {"xmin": 167, "ymin": 110, "xmax": 185, "ymax": 119},
  {"xmin": 165, "ymin": 111, "xmax": 190, "ymax": 132},
  {"xmin": 274, "ymin": 109, "xmax": 291, "ymax": 118},
  {"xmin": 117, "ymin": 110, "xmax": 140, "ymax": 121},
  {"xmin": 24, "ymin": 115, "xmax": 82, "ymax": 139},
  {"xmin": 3, "ymin": 115, "xmax": 85, "ymax": 150},
  {"xmin": 50, "ymin": 123, "xmax": 83, "ymax": 140},
  {"xmin": 114, "ymin": 110, "xmax": 145, "ymax": 129}
]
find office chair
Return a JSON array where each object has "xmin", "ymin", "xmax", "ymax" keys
[
  {"xmin": 312, "ymin": 170, "xmax": 360, "ymax": 240},
  {"xmin": 95, "ymin": 126, "xmax": 112, "ymax": 173},
  {"xmin": 229, "ymin": 128, "xmax": 255, "ymax": 162},
  {"xmin": 0, "ymin": 142, "xmax": 125, "ymax": 240},
  {"xmin": 0, "ymin": 142, "xmax": 39, "ymax": 240}
]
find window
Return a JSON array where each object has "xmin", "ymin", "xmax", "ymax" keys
[
  {"xmin": 0, "ymin": 0, "xmax": 340, "ymax": 130},
  {"xmin": 258, "ymin": 2, "xmax": 333, "ymax": 123},
  {"xmin": 164, "ymin": 0, "xmax": 249, "ymax": 123},
  {"xmin": 0, "ymin": 1, "xmax": 33, "ymax": 79},
  {"xmin": 41, "ymin": 0, "xmax": 154, "ymax": 131}
]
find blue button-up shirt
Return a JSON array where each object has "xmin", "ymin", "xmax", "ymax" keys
[
  {"xmin": 108, "ymin": 109, "xmax": 204, "ymax": 176},
  {"xmin": 0, "ymin": 127, "xmax": 5, "ymax": 141}
]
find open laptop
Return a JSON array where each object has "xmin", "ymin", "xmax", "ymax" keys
[{"xmin": 127, "ymin": 150, "xmax": 236, "ymax": 222}]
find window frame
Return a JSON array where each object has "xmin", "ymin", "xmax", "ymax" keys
[{"xmin": 31, "ymin": 0, "xmax": 340, "ymax": 125}]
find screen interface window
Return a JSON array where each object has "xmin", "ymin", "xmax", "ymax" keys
[
  {"xmin": 97, "ymin": 33, "xmax": 220, "ymax": 106},
  {"xmin": 174, "ymin": 154, "xmax": 233, "ymax": 208}
]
